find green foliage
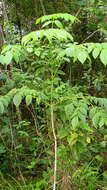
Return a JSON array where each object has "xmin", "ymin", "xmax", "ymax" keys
[
  {"xmin": 36, "ymin": 13, "xmax": 78, "ymax": 24},
  {"xmin": 22, "ymin": 28, "xmax": 74, "ymax": 44},
  {"xmin": 1, "ymin": 12, "xmax": 107, "ymax": 190},
  {"xmin": 0, "ymin": 45, "xmax": 23, "ymax": 65}
]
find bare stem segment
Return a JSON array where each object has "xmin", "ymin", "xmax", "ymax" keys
[{"xmin": 51, "ymin": 105, "xmax": 57, "ymax": 190}]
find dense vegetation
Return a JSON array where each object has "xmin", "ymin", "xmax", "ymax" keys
[{"xmin": 1, "ymin": 1, "xmax": 107, "ymax": 190}]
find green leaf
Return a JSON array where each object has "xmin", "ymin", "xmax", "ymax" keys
[
  {"xmin": 89, "ymin": 107, "xmax": 97, "ymax": 119},
  {"xmin": 82, "ymin": 123, "xmax": 94, "ymax": 132},
  {"xmin": 58, "ymin": 129, "xmax": 69, "ymax": 139},
  {"xmin": 0, "ymin": 55, "xmax": 4, "ymax": 64},
  {"xmin": 42, "ymin": 21, "xmax": 52, "ymax": 28},
  {"xmin": 4, "ymin": 52, "xmax": 13, "ymax": 65},
  {"xmin": 92, "ymin": 112, "xmax": 100, "ymax": 127},
  {"xmin": 26, "ymin": 95, "xmax": 32, "ymax": 106},
  {"xmin": 35, "ymin": 49, "xmax": 41, "ymax": 56},
  {"xmin": 27, "ymin": 161, "xmax": 36, "ymax": 169},
  {"xmin": 65, "ymin": 103, "xmax": 74, "ymax": 117},
  {"xmin": 0, "ymin": 146, "xmax": 6, "ymax": 153},
  {"xmin": 80, "ymin": 107, "xmax": 87, "ymax": 116},
  {"xmin": 100, "ymin": 49, "xmax": 107, "ymax": 65},
  {"xmin": 65, "ymin": 46, "xmax": 75, "ymax": 57},
  {"xmin": 68, "ymin": 133, "xmax": 78, "ymax": 146},
  {"xmin": 87, "ymin": 43, "xmax": 95, "ymax": 53},
  {"xmin": 18, "ymin": 131, "xmax": 29, "ymax": 137},
  {"xmin": 99, "ymin": 118, "xmax": 104, "ymax": 127},
  {"xmin": 100, "ymin": 141, "xmax": 106, "ymax": 147},
  {"xmin": 26, "ymin": 47, "xmax": 33, "ymax": 53},
  {"xmin": 1, "ymin": 45, "xmax": 12, "ymax": 54},
  {"xmin": 13, "ymin": 94, "xmax": 22, "ymax": 107},
  {"xmin": 98, "ymin": 98, "xmax": 107, "ymax": 108},
  {"xmin": 102, "ymin": 43, "xmax": 107, "ymax": 49},
  {"xmin": 72, "ymin": 116, "xmax": 79, "ymax": 129},
  {"xmin": 77, "ymin": 50, "xmax": 88, "ymax": 64},
  {"xmin": 54, "ymin": 20, "xmax": 63, "ymax": 29},
  {"xmin": 86, "ymin": 137, "xmax": 91, "ymax": 143},
  {"xmin": 95, "ymin": 155, "xmax": 103, "ymax": 161},
  {"xmin": 0, "ymin": 98, "xmax": 8, "ymax": 107},
  {"xmin": 0, "ymin": 102, "xmax": 4, "ymax": 113},
  {"xmin": 13, "ymin": 52, "xmax": 20, "ymax": 63},
  {"xmin": 92, "ymin": 47, "xmax": 101, "ymax": 59}
]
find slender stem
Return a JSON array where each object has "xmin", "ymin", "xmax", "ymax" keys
[
  {"xmin": 16, "ymin": 106, "xmax": 22, "ymax": 121},
  {"xmin": 81, "ymin": 29, "xmax": 99, "ymax": 43},
  {"xmin": 51, "ymin": 104, "xmax": 57, "ymax": 190},
  {"xmin": 50, "ymin": 61, "xmax": 57, "ymax": 190}
]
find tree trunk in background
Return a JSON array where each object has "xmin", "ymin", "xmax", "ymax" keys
[
  {"xmin": 0, "ymin": 0, "xmax": 9, "ymax": 45},
  {"xmin": 0, "ymin": 1, "xmax": 4, "ymax": 46}
]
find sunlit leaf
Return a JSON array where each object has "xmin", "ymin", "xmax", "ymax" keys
[
  {"xmin": 13, "ymin": 94, "xmax": 22, "ymax": 107},
  {"xmin": 77, "ymin": 50, "xmax": 88, "ymax": 64},
  {"xmin": 26, "ymin": 95, "xmax": 32, "ymax": 106},
  {"xmin": 0, "ymin": 102, "xmax": 4, "ymax": 113},
  {"xmin": 4, "ymin": 52, "xmax": 13, "ymax": 65},
  {"xmin": 92, "ymin": 47, "xmax": 101, "ymax": 59},
  {"xmin": 100, "ymin": 49, "xmax": 107, "ymax": 65},
  {"xmin": 72, "ymin": 116, "xmax": 79, "ymax": 129}
]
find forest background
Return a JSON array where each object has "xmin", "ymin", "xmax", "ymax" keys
[{"xmin": 1, "ymin": 0, "xmax": 107, "ymax": 190}]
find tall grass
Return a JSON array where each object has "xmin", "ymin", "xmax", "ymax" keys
[{"xmin": 0, "ymin": 173, "xmax": 36, "ymax": 190}]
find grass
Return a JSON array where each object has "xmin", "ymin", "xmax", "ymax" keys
[{"xmin": 0, "ymin": 173, "xmax": 37, "ymax": 190}]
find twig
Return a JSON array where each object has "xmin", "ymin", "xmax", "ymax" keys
[
  {"xmin": 75, "ymin": 8, "xmax": 81, "ymax": 17},
  {"xmin": 25, "ymin": 104, "xmax": 40, "ymax": 135},
  {"xmin": 81, "ymin": 29, "xmax": 100, "ymax": 43}
]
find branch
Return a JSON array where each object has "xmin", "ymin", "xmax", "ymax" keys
[{"xmin": 81, "ymin": 29, "xmax": 100, "ymax": 43}]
